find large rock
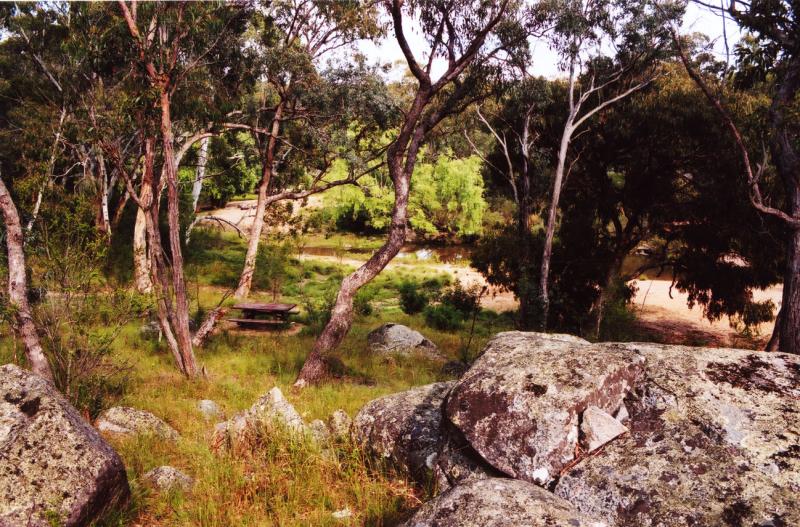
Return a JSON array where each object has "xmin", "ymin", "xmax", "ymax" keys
[
  {"xmin": 96, "ymin": 406, "xmax": 179, "ymax": 440},
  {"xmin": 432, "ymin": 422, "xmax": 500, "ymax": 493},
  {"xmin": 555, "ymin": 343, "xmax": 800, "ymax": 526},
  {"xmin": 353, "ymin": 382, "xmax": 454, "ymax": 481},
  {"xmin": 0, "ymin": 364, "xmax": 130, "ymax": 526},
  {"xmin": 367, "ymin": 323, "xmax": 443, "ymax": 359},
  {"xmin": 401, "ymin": 478, "xmax": 606, "ymax": 527},
  {"xmin": 212, "ymin": 387, "xmax": 306, "ymax": 448},
  {"xmin": 446, "ymin": 332, "xmax": 643, "ymax": 485}
]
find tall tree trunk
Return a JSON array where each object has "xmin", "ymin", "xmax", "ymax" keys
[
  {"xmin": 133, "ymin": 207, "xmax": 153, "ymax": 294},
  {"xmin": 234, "ymin": 105, "xmax": 283, "ymax": 300},
  {"xmin": 159, "ymin": 89, "xmax": 197, "ymax": 377},
  {"xmin": 517, "ymin": 136, "xmax": 536, "ymax": 330},
  {"xmin": 97, "ymin": 151, "xmax": 112, "ymax": 239},
  {"xmin": 779, "ymin": 199, "xmax": 800, "ymax": 354},
  {"xmin": 539, "ymin": 123, "xmax": 573, "ymax": 330},
  {"xmin": 770, "ymin": 55, "xmax": 800, "ymax": 354},
  {"xmin": 766, "ymin": 305, "xmax": 782, "ymax": 351},
  {"xmin": 0, "ymin": 176, "xmax": 53, "ymax": 382},
  {"xmin": 191, "ymin": 136, "xmax": 209, "ymax": 213},
  {"xmin": 26, "ymin": 106, "xmax": 66, "ymax": 233}
]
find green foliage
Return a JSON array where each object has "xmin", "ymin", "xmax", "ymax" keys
[
  {"xmin": 325, "ymin": 153, "xmax": 487, "ymax": 238},
  {"xmin": 423, "ymin": 304, "xmax": 465, "ymax": 331},
  {"xmin": 31, "ymin": 209, "xmax": 149, "ymax": 417},
  {"xmin": 354, "ymin": 286, "xmax": 377, "ymax": 317},
  {"xmin": 399, "ymin": 281, "xmax": 430, "ymax": 315},
  {"xmin": 253, "ymin": 238, "xmax": 298, "ymax": 300},
  {"xmin": 422, "ymin": 281, "xmax": 483, "ymax": 331}
]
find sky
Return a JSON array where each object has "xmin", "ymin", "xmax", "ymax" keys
[{"xmin": 358, "ymin": 2, "xmax": 743, "ymax": 81}]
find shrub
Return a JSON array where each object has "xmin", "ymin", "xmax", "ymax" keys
[
  {"xmin": 439, "ymin": 280, "xmax": 482, "ymax": 316},
  {"xmin": 399, "ymin": 281, "xmax": 429, "ymax": 315},
  {"xmin": 424, "ymin": 304, "xmax": 465, "ymax": 331},
  {"xmin": 300, "ymin": 289, "xmax": 337, "ymax": 335},
  {"xmin": 354, "ymin": 287, "xmax": 377, "ymax": 316}
]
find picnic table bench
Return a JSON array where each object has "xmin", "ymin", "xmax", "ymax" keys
[{"xmin": 227, "ymin": 302, "xmax": 298, "ymax": 328}]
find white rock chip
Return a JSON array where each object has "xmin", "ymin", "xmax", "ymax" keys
[{"xmin": 580, "ymin": 405, "xmax": 628, "ymax": 451}]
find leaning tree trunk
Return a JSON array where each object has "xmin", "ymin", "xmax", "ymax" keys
[
  {"xmin": 539, "ymin": 123, "xmax": 573, "ymax": 330},
  {"xmin": 0, "ymin": 176, "xmax": 53, "ymax": 381},
  {"xmin": 159, "ymin": 90, "xmax": 198, "ymax": 377},
  {"xmin": 235, "ymin": 105, "xmax": 283, "ymax": 300},
  {"xmin": 295, "ymin": 153, "xmax": 413, "ymax": 387}
]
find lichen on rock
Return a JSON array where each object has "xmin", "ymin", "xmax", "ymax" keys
[
  {"xmin": 446, "ymin": 332, "xmax": 643, "ymax": 486},
  {"xmin": 0, "ymin": 364, "xmax": 130, "ymax": 527}
]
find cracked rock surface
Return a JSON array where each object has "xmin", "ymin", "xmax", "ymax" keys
[
  {"xmin": 446, "ymin": 332, "xmax": 643, "ymax": 485},
  {"xmin": 555, "ymin": 343, "xmax": 800, "ymax": 526}
]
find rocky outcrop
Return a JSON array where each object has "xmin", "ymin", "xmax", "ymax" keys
[
  {"xmin": 0, "ymin": 364, "xmax": 129, "ymax": 527},
  {"xmin": 96, "ymin": 406, "xmax": 179, "ymax": 440},
  {"xmin": 401, "ymin": 478, "xmax": 606, "ymax": 527},
  {"xmin": 367, "ymin": 323, "xmax": 443, "ymax": 359},
  {"xmin": 555, "ymin": 343, "xmax": 800, "ymax": 526},
  {"xmin": 353, "ymin": 382, "xmax": 453, "ymax": 481},
  {"xmin": 355, "ymin": 334, "xmax": 800, "ymax": 526},
  {"xmin": 212, "ymin": 387, "xmax": 306, "ymax": 449},
  {"xmin": 143, "ymin": 466, "xmax": 194, "ymax": 492},
  {"xmin": 446, "ymin": 332, "xmax": 643, "ymax": 485}
]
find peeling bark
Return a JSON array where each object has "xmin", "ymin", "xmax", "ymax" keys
[{"xmin": 0, "ymin": 176, "xmax": 53, "ymax": 382}]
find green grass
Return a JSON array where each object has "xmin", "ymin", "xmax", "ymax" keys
[
  {"xmin": 0, "ymin": 226, "xmax": 514, "ymax": 526},
  {"xmin": 94, "ymin": 307, "xmax": 507, "ymax": 526}
]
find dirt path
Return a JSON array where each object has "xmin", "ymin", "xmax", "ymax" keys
[{"xmin": 630, "ymin": 279, "xmax": 781, "ymax": 348}]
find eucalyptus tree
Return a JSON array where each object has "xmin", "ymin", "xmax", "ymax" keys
[
  {"xmin": 533, "ymin": 0, "xmax": 682, "ymax": 329},
  {"xmin": 674, "ymin": 0, "xmax": 800, "ymax": 353},
  {"xmin": 231, "ymin": 0, "xmax": 386, "ymax": 300},
  {"xmin": 113, "ymin": 0, "xmax": 251, "ymax": 377},
  {"xmin": 295, "ymin": 0, "xmax": 528, "ymax": 386}
]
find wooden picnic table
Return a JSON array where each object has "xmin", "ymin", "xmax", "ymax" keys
[{"xmin": 228, "ymin": 302, "xmax": 298, "ymax": 328}]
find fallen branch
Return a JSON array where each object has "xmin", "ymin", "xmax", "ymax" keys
[{"xmin": 185, "ymin": 215, "xmax": 245, "ymax": 244}]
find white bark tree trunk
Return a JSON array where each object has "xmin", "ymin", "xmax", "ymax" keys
[
  {"xmin": 191, "ymin": 136, "xmax": 209, "ymax": 213},
  {"xmin": 133, "ymin": 207, "xmax": 153, "ymax": 294},
  {"xmin": 0, "ymin": 175, "xmax": 53, "ymax": 381}
]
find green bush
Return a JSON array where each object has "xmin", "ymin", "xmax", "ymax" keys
[
  {"xmin": 440, "ymin": 280, "xmax": 482, "ymax": 316},
  {"xmin": 399, "ymin": 281, "xmax": 429, "ymax": 315},
  {"xmin": 354, "ymin": 287, "xmax": 377, "ymax": 316},
  {"xmin": 424, "ymin": 304, "xmax": 465, "ymax": 331}
]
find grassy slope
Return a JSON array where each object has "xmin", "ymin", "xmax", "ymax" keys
[{"xmin": 0, "ymin": 228, "xmax": 513, "ymax": 527}]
